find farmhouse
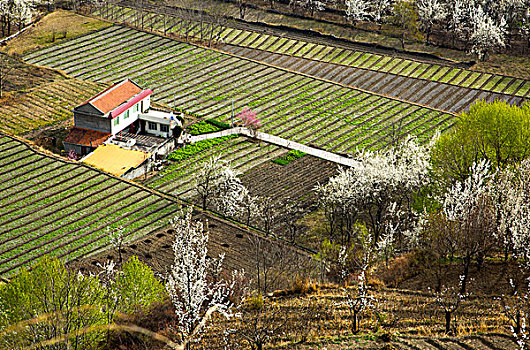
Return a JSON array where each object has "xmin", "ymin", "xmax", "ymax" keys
[{"xmin": 63, "ymin": 79, "xmax": 180, "ymax": 156}]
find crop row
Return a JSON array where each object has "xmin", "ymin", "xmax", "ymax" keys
[
  {"xmin": 0, "ymin": 79, "xmax": 106, "ymax": 135},
  {"xmin": 29, "ymin": 26, "xmax": 454, "ymax": 154},
  {"xmin": 218, "ymin": 28, "xmax": 530, "ymax": 100},
  {"xmin": 88, "ymin": 4, "xmax": 530, "ymax": 101},
  {"xmin": 0, "ymin": 135, "xmax": 181, "ymax": 277},
  {"xmin": 151, "ymin": 138, "xmax": 285, "ymax": 199}
]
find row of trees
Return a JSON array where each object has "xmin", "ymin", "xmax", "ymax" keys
[
  {"xmin": 344, "ymin": 0, "xmax": 530, "ymax": 59},
  {"xmin": 0, "ymin": 0, "xmax": 32, "ymax": 36},
  {"xmin": 310, "ymin": 100, "xmax": 530, "ymax": 336},
  {"xmin": 235, "ymin": 0, "xmax": 529, "ymax": 59}
]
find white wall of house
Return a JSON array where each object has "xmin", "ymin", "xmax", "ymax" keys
[
  {"xmin": 145, "ymin": 120, "xmax": 171, "ymax": 138},
  {"xmin": 110, "ymin": 99, "xmax": 148, "ymax": 135}
]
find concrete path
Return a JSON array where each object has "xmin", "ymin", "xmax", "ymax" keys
[{"xmin": 185, "ymin": 127, "xmax": 356, "ymax": 167}]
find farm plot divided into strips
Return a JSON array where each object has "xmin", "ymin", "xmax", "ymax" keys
[
  {"xmin": 93, "ymin": 4, "xmax": 530, "ymax": 108},
  {"xmin": 25, "ymin": 25, "xmax": 456, "ymax": 156},
  {"xmin": 0, "ymin": 135, "xmax": 181, "ymax": 277},
  {"xmin": 0, "ymin": 79, "xmax": 108, "ymax": 135}
]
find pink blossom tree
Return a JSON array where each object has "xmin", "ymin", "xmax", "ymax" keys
[{"xmin": 237, "ymin": 107, "xmax": 261, "ymax": 137}]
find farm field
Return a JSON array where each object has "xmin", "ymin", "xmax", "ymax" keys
[
  {"xmin": 198, "ymin": 283, "xmax": 515, "ymax": 349},
  {"xmin": 91, "ymin": 4, "xmax": 530, "ymax": 105},
  {"xmin": 145, "ymin": 136, "xmax": 287, "ymax": 198},
  {"xmin": 240, "ymin": 154, "xmax": 337, "ymax": 207},
  {"xmin": 0, "ymin": 79, "xmax": 107, "ymax": 135},
  {"xmin": 0, "ymin": 134, "xmax": 181, "ymax": 277},
  {"xmin": 24, "ymin": 25, "xmax": 455, "ymax": 154},
  {"xmin": 71, "ymin": 210, "xmax": 312, "ymax": 291}
]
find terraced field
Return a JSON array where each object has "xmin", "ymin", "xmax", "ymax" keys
[
  {"xmin": 73, "ymin": 210, "xmax": 313, "ymax": 291},
  {"xmin": 200, "ymin": 285, "xmax": 516, "ymax": 349},
  {"xmin": 25, "ymin": 26, "xmax": 454, "ymax": 153},
  {"xmin": 91, "ymin": 3, "xmax": 530, "ymax": 111},
  {"xmin": 0, "ymin": 134, "xmax": 181, "ymax": 277},
  {"xmin": 0, "ymin": 79, "xmax": 107, "ymax": 135}
]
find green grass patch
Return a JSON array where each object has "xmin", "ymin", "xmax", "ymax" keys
[
  {"xmin": 167, "ymin": 135, "xmax": 237, "ymax": 161},
  {"xmin": 271, "ymin": 149, "xmax": 307, "ymax": 165},
  {"xmin": 186, "ymin": 120, "xmax": 226, "ymax": 135}
]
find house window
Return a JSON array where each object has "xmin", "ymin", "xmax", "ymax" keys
[
  {"xmin": 114, "ymin": 116, "xmax": 119, "ymax": 126},
  {"xmin": 124, "ymin": 110, "xmax": 129, "ymax": 119},
  {"xmin": 160, "ymin": 124, "xmax": 169, "ymax": 132},
  {"xmin": 148, "ymin": 122, "xmax": 157, "ymax": 130}
]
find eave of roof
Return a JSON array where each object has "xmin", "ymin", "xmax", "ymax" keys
[{"xmin": 110, "ymin": 89, "xmax": 153, "ymax": 119}]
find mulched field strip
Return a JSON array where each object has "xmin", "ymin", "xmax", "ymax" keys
[
  {"xmin": 328, "ymin": 100, "xmax": 403, "ymax": 151},
  {"xmin": 169, "ymin": 61, "xmax": 261, "ymax": 103},
  {"xmin": 0, "ymin": 177, "xmax": 120, "ymax": 244},
  {"xmin": 39, "ymin": 29, "xmax": 142, "ymax": 68},
  {"xmin": 183, "ymin": 70, "xmax": 298, "ymax": 114},
  {"xmin": 72, "ymin": 36, "xmax": 169, "ymax": 77},
  {"xmin": 0, "ymin": 170, "xmax": 97, "ymax": 221},
  {"xmin": 345, "ymin": 104, "xmax": 420, "ymax": 149},
  {"xmin": 0, "ymin": 162, "xmax": 71, "ymax": 200}
]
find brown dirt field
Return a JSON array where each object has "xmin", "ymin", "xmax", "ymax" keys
[
  {"xmin": 69, "ymin": 209, "xmax": 314, "ymax": 293},
  {"xmin": 240, "ymin": 154, "xmax": 338, "ymax": 208},
  {"xmin": 2, "ymin": 10, "xmax": 111, "ymax": 56},
  {"xmin": 379, "ymin": 256, "xmax": 529, "ymax": 298},
  {"xmin": 0, "ymin": 53, "xmax": 61, "ymax": 93}
]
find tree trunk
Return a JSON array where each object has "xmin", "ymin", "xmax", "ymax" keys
[
  {"xmin": 445, "ymin": 310, "xmax": 451, "ymax": 334},
  {"xmin": 353, "ymin": 311, "xmax": 359, "ymax": 333},
  {"xmin": 460, "ymin": 257, "xmax": 470, "ymax": 294}
]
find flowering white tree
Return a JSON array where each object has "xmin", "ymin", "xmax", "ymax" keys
[
  {"xmin": 315, "ymin": 136, "xmax": 433, "ymax": 246},
  {"xmin": 345, "ymin": 0, "xmax": 369, "ymax": 24},
  {"xmin": 194, "ymin": 155, "xmax": 246, "ymax": 215},
  {"xmin": 496, "ymin": 159, "xmax": 530, "ymax": 265},
  {"xmin": 370, "ymin": 0, "xmax": 391, "ymax": 24},
  {"xmin": 442, "ymin": 159, "xmax": 495, "ymax": 293},
  {"xmin": 290, "ymin": 0, "xmax": 325, "ymax": 16},
  {"xmin": 446, "ymin": 0, "xmax": 470, "ymax": 46},
  {"xmin": 166, "ymin": 209, "xmax": 235, "ymax": 348},
  {"xmin": 469, "ymin": 6, "xmax": 506, "ymax": 60},
  {"xmin": 417, "ymin": 0, "xmax": 447, "ymax": 44},
  {"xmin": 432, "ymin": 275, "xmax": 469, "ymax": 334},
  {"xmin": 339, "ymin": 270, "xmax": 374, "ymax": 333}
]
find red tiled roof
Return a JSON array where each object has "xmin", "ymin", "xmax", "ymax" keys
[
  {"xmin": 63, "ymin": 127, "xmax": 111, "ymax": 147},
  {"xmin": 84, "ymin": 79, "xmax": 143, "ymax": 114},
  {"xmin": 111, "ymin": 89, "xmax": 153, "ymax": 118}
]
